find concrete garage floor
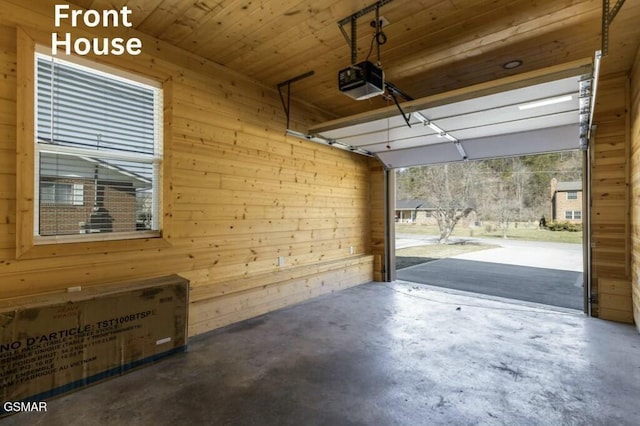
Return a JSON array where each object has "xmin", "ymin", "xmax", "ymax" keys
[{"xmin": 5, "ymin": 282, "xmax": 640, "ymax": 426}]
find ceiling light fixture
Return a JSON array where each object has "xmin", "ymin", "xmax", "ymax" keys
[
  {"xmin": 518, "ymin": 95, "xmax": 573, "ymax": 110},
  {"xmin": 502, "ymin": 59, "xmax": 523, "ymax": 70}
]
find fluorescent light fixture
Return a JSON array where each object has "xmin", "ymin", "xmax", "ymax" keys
[{"xmin": 518, "ymin": 95, "xmax": 573, "ymax": 110}]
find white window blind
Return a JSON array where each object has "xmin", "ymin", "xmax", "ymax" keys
[{"xmin": 35, "ymin": 52, "xmax": 162, "ymax": 238}]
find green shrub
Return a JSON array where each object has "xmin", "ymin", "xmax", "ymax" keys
[{"xmin": 546, "ymin": 221, "xmax": 582, "ymax": 232}]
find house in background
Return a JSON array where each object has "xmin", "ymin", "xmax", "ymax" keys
[
  {"xmin": 395, "ymin": 199, "xmax": 435, "ymax": 224},
  {"xmin": 550, "ymin": 178, "xmax": 583, "ymax": 223},
  {"xmin": 396, "ymin": 199, "xmax": 482, "ymax": 227}
]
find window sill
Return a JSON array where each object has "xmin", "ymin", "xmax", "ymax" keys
[
  {"xmin": 35, "ymin": 231, "xmax": 161, "ymax": 245},
  {"xmin": 17, "ymin": 232, "xmax": 171, "ymax": 260}
]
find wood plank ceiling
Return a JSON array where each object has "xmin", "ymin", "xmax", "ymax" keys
[{"xmin": 68, "ymin": 0, "xmax": 640, "ymax": 121}]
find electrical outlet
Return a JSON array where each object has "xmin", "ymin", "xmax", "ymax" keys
[
  {"xmin": 350, "ymin": 246, "xmax": 355, "ymax": 255},
  {"xmin": 278, "ymin": 256, "xmax": 285, "ymax": 267}
]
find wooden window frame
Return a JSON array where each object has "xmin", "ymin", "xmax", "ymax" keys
[{"xmin": 16, "ymin": 28, "xmax": 172, "ymax": 259}]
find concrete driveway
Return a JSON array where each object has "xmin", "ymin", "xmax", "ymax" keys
[{"xmin": 396, "ymin": 235, "xmax": 584, "ymax": 310}]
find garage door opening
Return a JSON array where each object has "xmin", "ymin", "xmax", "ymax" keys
[
  {"xmin": 394, "ymin": 150, "xmax": 585, "ymax": 311},
  {"xmin": 307, "ymin": 59, "xmax": 599, "ymax": 314}
]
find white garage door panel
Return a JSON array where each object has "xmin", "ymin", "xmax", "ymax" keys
[
  {"xmin": 320, "ymin": 115, "xmax": 412, "ymax": 140},
  {"xmin": 436, "ymin": 103, "xmax": 578, "ymax": 132},
  {"xmin": 341, "ymin": 128, "xmax": 443, "ymax": 148},
  {"xmin": 362, "ymin": 134, "xmax": 446, "ymax": 152},
  {"xmin": 461, "ymin": 124, "xmax": 579, "ymax": 159},
  {"xmin": 422, "ymin": 76, "xmax": 580, "ymax": 120},
  {"xmin": 450, "ymin": 111, "xmax": 578, "ymax": 140},
  {"xmin": 309, "ymin": 61, "xmax": 594, "ymax": 168},
  {"xmin": 376, "ymin": 143, "xmax": 461, "ymax": 168}
]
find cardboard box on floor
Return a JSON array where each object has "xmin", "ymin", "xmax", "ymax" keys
[{"xmin": 0, "ymin": 275, "xmax": 189, "ymax": 414}]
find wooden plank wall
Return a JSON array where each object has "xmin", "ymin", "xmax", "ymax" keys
[
  {"xmin": 631, "ymin": 45, "xmax": 640, "ymax": 332},
  {"xmin": 369, "ymin": 159, "xmax": 386, "ymax": 282},
  {"xmin": 0, "ymin": 1, "xmax": 375, "ymax": 337},
  {"xmin": 591, "ymin": 74, "xmax": 632, "ymax": 323}
]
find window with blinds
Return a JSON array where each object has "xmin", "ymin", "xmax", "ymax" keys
[{"xmin": 35, "ymin": 52, "xmax": 162, "ymax": 238}]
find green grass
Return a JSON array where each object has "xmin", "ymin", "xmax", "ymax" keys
[{"xmin": 396, "ymin": 222, "xmax": 583, "ymax": 244}]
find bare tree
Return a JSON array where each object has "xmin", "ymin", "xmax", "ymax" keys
[
  {"xmin": 492, "ymin": 159, "xmax": 526, "ymax": 237},
  {"xmin": 511, "ymin": 157, "xmax": 528, "ymax": 215},
  {"xmin": 399, "ymin": 162, "xmax": 479, "ymax": 243},
  {"xmin": 492, "ymin": 187, "xmax": 520, "ymax": 239},
  {"xmin": 396, "ymin": 151, "xmax": 583, "ymax": 241}
]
